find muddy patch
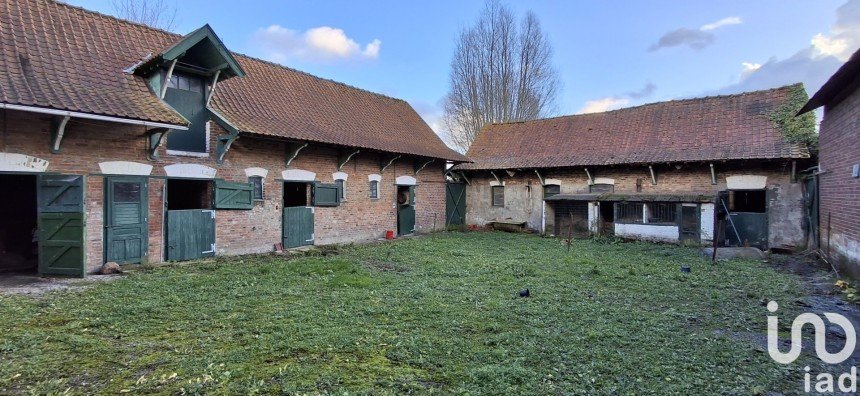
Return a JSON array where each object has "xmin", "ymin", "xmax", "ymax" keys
[{"xmin": 0, "ymin": 274, "xmax": 121, "ymax": 296}]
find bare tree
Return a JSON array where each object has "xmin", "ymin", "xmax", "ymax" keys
[
  {"xmin": 112, "ymin": 0, "xmax": 177, "ymax": 31},
  {"xmin": 443, "ymin": 1, "xmax": 559, "ymax": 152}
]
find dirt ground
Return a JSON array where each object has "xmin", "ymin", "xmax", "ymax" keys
[{"xmin": 0, "ymin": 273, "xmax": 121, "ymax": 296}]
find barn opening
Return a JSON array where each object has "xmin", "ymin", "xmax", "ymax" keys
[
  {"xmin": 0, "ymin": 174, "xmax": 38, "ymax": 273},
  {"xmin": 283, "ymin": 182, "xmax": 310, "ymax": 207},
  {"xmin": 282, "ymin": 182, "xmax": 314, "ymax": 249},
  {"xmin": 164, "ymin": 179, "xmax": 215, "ymax": 261},
  {"xmin": 728, "ymin": 190, "xmax": 767, "ymax": 213},
  {"xmin": 553, "ymin": 201, "xmax": 589, "ymax": 238},
  {"xmin": 167, "ymin": 179, "xmax": 212, "ymax": 210},
  {"xmin": 599, "ymin": 201, "xmax": 615, "ymax": 236}
]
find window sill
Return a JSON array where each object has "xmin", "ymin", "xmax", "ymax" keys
[{"xmin": 166, "ymin": 149, "xmax": 210, "ymax": 158}]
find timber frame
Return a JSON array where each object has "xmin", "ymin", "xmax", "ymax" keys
[
  {"xmin": 285, "ymin": 141, "xmax": 308, "ymax": 168},
  {"xmin": 414, "ymin": 158, "xmax": 434, "ymax": 175},
  {"xmin": 337, "ymin": 149, "xmax": 361, "ymax": 171},
  {"xmin": 380, "ymin": 153, "xmax": 401, "ymax": 173}
]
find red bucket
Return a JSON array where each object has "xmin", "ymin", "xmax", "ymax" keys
[{"xmin": 385, "ymin": 230, "xmax": 395, "ymax": 240}]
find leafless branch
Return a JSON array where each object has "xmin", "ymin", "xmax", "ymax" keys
[
  {"xmin": 443, "ymin": 0, "xmax": 560, "ymax": 152},
  {"xmin": 112, "ymin": 0, "xmax": 177, "ymax": 31}
]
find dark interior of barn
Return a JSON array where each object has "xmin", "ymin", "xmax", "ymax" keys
[
  {"xmin": 283, "ymin": 182, "xmax": 309, "ymax": 207},
  {"xmin": 167, "ymin": 179, "xmax": 212, "ymax": 210},
  {"xmin": 0, "ymin": 174, "xmax": 37, "ymax": 273}
]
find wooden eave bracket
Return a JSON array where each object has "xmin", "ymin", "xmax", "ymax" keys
[
  {"xmin": 414, "ymin": 158, "xmax": 434, "ymax": 175},
  {"xmin": 709, "ymin": 163, "xmax": 717, "ymax": 185},
  {"xmin": 205, "ymin": 70, "xmax": 221, "ymax": 107},
  {"xmin": 337, "ymin": 149, "xmax": 361, "ymax": 171},
  {"xmin": 146, "ymin": 127, "xmax": 171, "ymax": 161},
  {"xmin": 505, "ymin": 170, "xmax": 516, "ymax": 177},
  {"xmin": 285, "ymin": 141, "xmax": 309, "ymax": 168},
  {"xmin": 380, "ymin": 153, "xmax": 401, "ymax": 172},
  {"xmin": 209, "ymin": 107, "xmax": 241, "ymax": 165},
  {"xmin": 534, "ymin": 170, "xmax": 545, "ymax": 185},
  {"xmin": 459, "ymin": 171, "xmax": 471, "ymax": 185},
  {"xmin": 649, "ymin": 165, "xmax": 657, "ymax": 185},
  {"xmin": 584, "ymin": 168, "xmax": 594, "ymax": 184},
  {"xmin": 490, "ymin": 170, "xmax": 502, "ymax": 185},
  {"xmin": 50, "ymin": 115, "xmax": 71, "ymax": 154}
]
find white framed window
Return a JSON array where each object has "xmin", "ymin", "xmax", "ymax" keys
[
  {"xmin": 332, "ymin": 172, "xmax": 348, "ymax": 201},
  {"xmin": 249, "ymin": 176, "xmax": 264, "ymax": 201}
]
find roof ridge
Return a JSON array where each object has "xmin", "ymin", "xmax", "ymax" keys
[
  {"xmin": 51, "ymin": 0, "xmax": 182, "ymax": 38},
  {"xmin": 488, "ymin": 83, "xmax": 802, "ymax": 127},
  {"xmin": 230, "ymin": 52, "xmax": 407, "ymax": 104}
]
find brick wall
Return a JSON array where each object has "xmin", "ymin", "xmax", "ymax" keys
[
  {"xmin": 0, "ymin": 109, "xmax": 447, "ymax": 273},
  {"xmin": 819, "ymin": 85, "xmax": 860, "ymax": 277},
  {"xmin": 462, "ymin": 161, "xmax": 806, "ymax": 247}
]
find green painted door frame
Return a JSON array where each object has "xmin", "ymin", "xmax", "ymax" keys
[
  {"xmin": 37, "ymin": 174, "xmax": 85, "ymax": 277},
  {"xmin": 397, "ymin": 185, "xmax": 416, "ymax": 236},
  {"xmin": 104, "ymin": 176, "xmax": 148, "ymax": 264},
  {"xmin": 282, "ymin": 206, "xmax": 314, "ymax": 248},
  {"xmin": 445, "ymin": 182, "xmax": 466, "ymax": 226},
  {"xmin": 166, "ymin": 209, "xmax": 216, "ymax": 261}
]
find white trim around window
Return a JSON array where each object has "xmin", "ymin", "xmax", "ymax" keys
[{"xmin": 244, "ymin": 167, "xmax": 269, "ymax": 178}]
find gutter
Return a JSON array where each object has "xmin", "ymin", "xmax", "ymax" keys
[{"xmin": 1, "ymin": 103, "xmax": 189, "ymax": 130}]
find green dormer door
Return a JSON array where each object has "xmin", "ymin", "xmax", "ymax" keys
[{"xmin": 165, "ymin": 74, "xmax": 208, "ymax": 153}]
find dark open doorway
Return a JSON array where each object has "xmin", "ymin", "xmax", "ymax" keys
[
  {"xmin": 598, "ymin": 201, "xmax": 615, "ymax": 236},
  {"xmin": 0, "ymin": 174, "xmax": 38, "ymax": 273},
  {"xmin": 164, "ymin": 179, "xmax": 215, "ymax": 261},
  {"xmin": 167, "ymin": 179, "xmax": 212, "ymax": 210},
  {"xmin": 283, "ymin": 182, "xmax": 310, "ymax": 207},
  {"xmin": 282, "ymin": 182, "xmax": 314, "ymax": 248}
]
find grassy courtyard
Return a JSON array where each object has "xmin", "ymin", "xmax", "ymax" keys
[{"xmin": 0, "ymin": 232, "xmax": 816, "ymax": 394}]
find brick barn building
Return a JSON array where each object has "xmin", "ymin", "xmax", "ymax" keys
[
  {"xmin": 453, "ymin": 85, "xmax": 814, "ymax": 250},
  {"xmin": 0, "ymin": 0, "xmax": 467, "ymax": 276},
  {"xmin": 799, "ymin": 48, "xmax": 860, "ymax": 277}
]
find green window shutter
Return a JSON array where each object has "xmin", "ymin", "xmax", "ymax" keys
[
  {"xmin": 214, "ymin": 179, "xmax": 254, "ymax": 209},
  {"xmin": 313, "ymin": 182, "xmax": 340, "ymax": 207}
]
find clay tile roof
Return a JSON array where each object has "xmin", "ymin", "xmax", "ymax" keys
[
  {"xmin": 457, "ymin": 84, "xmax": 810, "ymax": 170},
  {"xmin": 1, "ymin": 0, "xmax": 468, "ymax": 162},
  {"xmin": 0, "ymin": 0, "xmax": 187, "ymax": 125},
  {"xmin": 210, "ymin": 56, "xmax": 469, "ymax": 162}
]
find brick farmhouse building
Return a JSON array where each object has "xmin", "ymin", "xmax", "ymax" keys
[
  {"xmin": 800, "ymin": 48, "xmax": 860, "ymax": 277},
  {"xmin": 453, "ymin": 85, "xmax": 815, "ymax": 250},
  {"xmin": 0, "ymin": 0, "xmax": 468, "ymax": 276}
]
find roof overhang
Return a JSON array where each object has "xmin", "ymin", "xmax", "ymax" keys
[
  {"xmin": 545, "ymin": 193, "xmax": 714, "ymax": 203},
  {"xmin": 133, "ymin": 24, "xmax": 245, "ymax": 79},
  {"xmin": 0, "ymin": 102, "xmax": 188, "ymax": 130},
  {"xmin": 799, "ymin": 48, "xmax": 860, "ymax": 114}
]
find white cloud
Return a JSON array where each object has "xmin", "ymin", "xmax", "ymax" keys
[
  {"xmin": 700, "ymin": 16, "xmax": 742, "ymax": 31},
  {"xmin": 811, "ymin": 33, "xmax": 850, "ymax": 61},
  {"xmin": 650, "ymin": 16, "xmax": 742, "ymax": 51},
  {"xmin": 716, "ymin": 0, "xmax": 859, "ymax": 95},
  {"xmin": 740, "ymin": 61, "xmax": 762, "ymax": 77},
  {"xmin": 578, "ymin": 97, "xmax": 630, "ymax": 114},
  {"xmin": 253, "ymin": 24, "xmax": 381, "ymax": 62}
]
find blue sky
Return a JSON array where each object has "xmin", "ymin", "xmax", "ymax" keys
[{"xmin": 70, "ymin": 0, "xmax": 856, "ymax": 134}]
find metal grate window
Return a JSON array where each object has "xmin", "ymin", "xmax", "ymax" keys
[
  {"xmin": 646, "ymin": 203, "xmax": 676, "ymax": 224},
  {"xmin": 492, "ymin": 186, "xmax": 505, "ymax": 207},
  {"xmin": 616, "ymin": 202, "xmax": 643, "ymax": 223}
]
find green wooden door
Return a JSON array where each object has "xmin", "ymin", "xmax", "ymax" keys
[
  {"xmin": 37, "ymin": 174, "xmax": 85, "ymax": 276},
  {"xmin": 166, "ymin": 210, "xmax": 216, "ymax": 261},
  {"xmin": 445, "ymin": 182, "xmax": 466, "ymax": 226},
  {"xmin": 105, "ymin": 177, "xmax": 148, "ymax": 264},
  {"xmin": 398, "ymin": 186, "xmax": 416, "ymax": 236},
  {"xmin": 164, "ymin": 81, "xmax": 207, "ymax": 153},
  {"xmin": 282, "ymin": 207, "xmax": 314, "ymax": 248}
]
